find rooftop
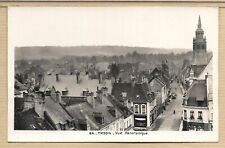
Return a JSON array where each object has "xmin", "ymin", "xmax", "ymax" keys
[
  {"xmin": 44, "ymin": 96, "xmax": 73, "ymax": 125},
  {"xmin": 184, "ymin": 80, "xmax": 207, "ymax": 107},
  {"xmin": 41, "ymin": 74, "xmax": 112, "ymax": 96},
  {"xmin": 111, "ymin": 82, "xmax": 154, "ymax": 103},
  {"xmin": 65, "ymin": 95, "xmax": 123, "ymax": 130},
  {"xmin": 148, "ymin": 77, "xmax": 165, "ymax": 92},
  {"xmin": 191, "ymin": 65, "xmax": 206, "ymax": 78},
  {"xmin": 15, "ymin": 108, "xmax": 54, "ymax": 130}
]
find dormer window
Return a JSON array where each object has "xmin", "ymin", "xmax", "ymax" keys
[
  {"xmin": 107, "ymin": 106, "xmax": 116, "ymax": 117},
  {"xmin": 136, "ymin": 95, "xmax": 140, "ymax": 99},
  {"xmin": 78, "ymin": 119, "xmax": 87, "ymax": 130},
  {"xmin": 93, "ymin": 112, "xmax": 104, "ymax": 124},
  {"xmin": 122, "ymin": 92, "xmax": 127, "ymax": 98}
]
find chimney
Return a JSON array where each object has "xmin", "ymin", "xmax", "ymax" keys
[
  {"xmin": 107, "ymin": 106, "xmax": 116, "ymax": 117},
  {"xmin": 56, "ymin": 91, "xmax": 62, "ymax": 103},
  {"xmin": 34, "ymin": 97, "xmax": 45, "ymax": 118},
  {"xmin": 62, "ymin": 88, "xmax": 69, "ymax": 96},
  {"xmin": 131, "ymin": 78, "xmax": 136, "ymax": 88},
  {"xmin": 76, "ymin": 72, "xmax": 80, "ymax": 84},
  {"xmin": 101, "ymin": 87, "xmax": 108, "ymax": 96},
  {"xmin": 98, "ymin": 72, "xmax": 103, "ymax": 84},
  {"xmin": 56, "ymin": 74, "xmax": 59, "ymax": 82},
  {"xmin": 82, "ymin": 89, "xmax": 89, "ymax": 96},
  {"xmin": 96, "ymin": 89, "xmax": 103, "ymax": 104},
  {"xmin": 86, "ymin": 92, "xmax": 95, "ymax": 108}
]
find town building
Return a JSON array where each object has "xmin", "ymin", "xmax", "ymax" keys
[
  {"xmin": 34, "ymin": 87, "xmax": 76, "ymax": 130},
  {"xmin": 111, "ymin": 81, "xmax": 156, "ymax": 130},
  {"xmin": 182, "ymin": 16, "xmax": 213, "ymax": 131},
  {"xmin": 182, "ymin": 77, "xmax": 212, "ymax": 131},
  {"xmin": 65, "ymin": 89, "xmax": 133, "ymax": 131},
  {"xmin": 38, "ymin": 73, "xmax": 133, "ymax": 131},
  {"xmin": 148, "ymin": 77, "xmax": 167, "ymax": 115}
]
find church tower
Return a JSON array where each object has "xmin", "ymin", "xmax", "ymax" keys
[{"xmin": 192, "ymin": 16, "xmax": 208, "ymax": 65}]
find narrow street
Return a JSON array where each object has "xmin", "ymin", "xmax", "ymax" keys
[{"xmin": 151, "ymin": 81, "xmax": 184, "ymax": 131}]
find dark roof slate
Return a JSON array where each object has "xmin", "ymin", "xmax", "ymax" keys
[
  {"xmin": 111, "ymin": 82, "xmax": 154, "ymax": 103},
  {"xmin": 184, "ymin": 80, "xmax": 208, "ymax": 107}
]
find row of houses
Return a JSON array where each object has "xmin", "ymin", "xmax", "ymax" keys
[{"xmin": 14, "ymin": 61, "xmax": 170, "ymax": 131}]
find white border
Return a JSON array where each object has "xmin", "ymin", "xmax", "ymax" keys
[{"xmin": 8, "ymin": 6, "xmax": 219, "ymax": 142}]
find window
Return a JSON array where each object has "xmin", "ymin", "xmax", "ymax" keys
[
  {"xmin": 198, "ymin": 111, "xmax": 203, "ymax": 120},
  {"xmin": 190, "ymin": 110, "xmax": 194, "ymax": 120},
  {"xmin": 141, "ymin": 104, "xmax": 146, "ymax": 114},
  {"xmin": 134, "ymin": 104, "xmax": 139, "ymax": 114},
  {"xmin": 202, "ymin": 44, "xmax": 205, "ymax": 49},
  {"xmin": 122, "ymin": 92, "xmax": 127, "ymax": 97},
  {"xmin": 184, "ymin": 110, "xmax": 187, "ymax": 120},
  {"xmin": 211, "ymin": 113, "xmax": 213, "ymax": 121},
  {"xmin": 197, "ymin": 44, "xmax": 200, "ymax": 49}
]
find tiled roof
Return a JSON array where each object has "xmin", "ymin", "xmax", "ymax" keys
[
  {"xmin": 15, "ymin": 108, "xmax": 54, "ymax": 130},
  {"xmin": 111, "ymin": 82, "xmax": 154, "ymax": 103},
  {"xmin": 148, "ymin": 67, "xmax": 170, "ymax": 87},
  {"xmin": 198, "ymin": 57, "xmax": 213, "ymax": 79},
  {"xmin": 191, "ymin": 65, "xmax": 206, "ymax": 77},
  {"xmin": 14, "ymin": 89, "xmax": 22, "ymax": 95},
  {"xmin": 65, "ymin": 96, "xmax": 123, "ymax": 130},
  {"xmin": 44, "ymin": 96, "xmax": 73, "ymax": 125},
  {"xmin": 41, "ymin": 74, "xmax": 112, "ymax": 96},
  {"xmin": 184, "ymin": 80, "xmax": 207, "ymax": 107},
  {"xmin": 148, "ymin": 77, "xmax": 165, "ymax": 92},
  {"xmin": 15, "ymin": 79, "xmax": 28, "ymax": 91}
]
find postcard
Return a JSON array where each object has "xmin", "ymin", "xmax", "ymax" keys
[{"xmin": 8, "ymin": 6, "xmax": 218, "ymax": 142}]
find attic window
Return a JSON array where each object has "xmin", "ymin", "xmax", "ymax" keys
[
  {"xmin": 93, "ymin": 112, "xmax": 104, "ymax": 124},
  {"xmin": 78, "ymin": 119, "xmax": 87, "ymax": 130},
  {"xmin": 136, "ymin": 95, "xmax": 140, "ymax": 99},
  {"xmin": 107, "ymin": 106, "xmax": 116, "ymax": 117},
  {"xmin": 197, "ymin": 101, "xmax": 204, "ymax": 106},
  {"xmin": 122, "ymin": 92, "xmax": 127, "ymax": 97}
]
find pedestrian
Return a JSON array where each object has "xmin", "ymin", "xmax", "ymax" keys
[{"xmin": 173, "ymin": 110, "xmax": 176, "ymax": 114}]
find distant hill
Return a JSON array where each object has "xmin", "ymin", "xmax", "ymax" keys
[{"xmin": 15, "ymin": 46, "xmax": 191, "ymax": 60}]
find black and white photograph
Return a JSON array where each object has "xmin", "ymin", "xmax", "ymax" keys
[{"xmin": 8, "ymin": 6, "xmax": 218, "ymax": 142}]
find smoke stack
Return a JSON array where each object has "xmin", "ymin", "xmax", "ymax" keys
[
  {"xmin": 76, "ymin": 72, "xmax": 80, "ymax": 84},
  {"xmin": 96, "ymin": 89, "xmax": 103, "ymax": 104},
  {"xmin": 86, "ymin": 92, "xmax": 95, "ymax": 108},
  {"xmin": 98, "ymin": 72, "xmax": 103, "ymax": 84},
  {"xmin": 56, "ymin": 74, "xmax": 59, "ymax": 82},
  {"xmin": 34, "ymin": 97, "xmax": 45, "ymax": 118}
]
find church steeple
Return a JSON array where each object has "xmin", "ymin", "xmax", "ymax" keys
[
  {"xmin": 192, "ymin": 16, "xmax": 207, "ymax": 66},
  {"xmin": 198, "ymin": 15, "xmax": 202, "ymax": 29}
]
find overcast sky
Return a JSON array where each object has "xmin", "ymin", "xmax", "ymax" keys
[{"xmin": 8, "ymin": 7, "xmax": 218, "ymax": 52}]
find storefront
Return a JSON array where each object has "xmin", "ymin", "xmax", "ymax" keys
[{"xmin": 134, "ymin": 115, "xmax": 147, "ymax": 129}]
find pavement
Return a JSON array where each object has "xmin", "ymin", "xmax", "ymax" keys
[{"xmin": 151, "ymin": 81, "xmax": 183, "ymax": 131}]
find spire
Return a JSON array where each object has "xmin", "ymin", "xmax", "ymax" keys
[{"xmin": 198, "ymin": 15, "xmax": 202, "ymax": 29}]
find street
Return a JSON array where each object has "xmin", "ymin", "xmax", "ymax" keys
[{"xmin": 151, "ymin": 81, "xmax": 183, "ymax": 131}]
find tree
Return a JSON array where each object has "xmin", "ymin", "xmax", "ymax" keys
[{"xmin": 110, "ymin": 63, "xmax": 120, "ymax": 83}]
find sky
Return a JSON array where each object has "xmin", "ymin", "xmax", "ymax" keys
[{"xmin": 8, "ymin": 7, "xmax": 218, "ymax": 52}]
